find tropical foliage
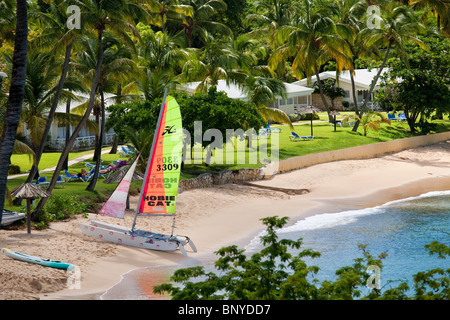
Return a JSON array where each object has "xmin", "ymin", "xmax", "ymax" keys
[{"xmin": 154, "ymin": 216, "xmax": 450, "ymax": 300}]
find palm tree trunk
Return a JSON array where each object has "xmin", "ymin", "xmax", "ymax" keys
[
  {"xmin": 362, "ymin": 44, "xmax": 391, "ymax": 111},
  {"xmin": 350, "ymin": 72, "xmax": 361, "ymax": 132},
  {"xmin": 34, "ymin": 29, "xmax": 105, "ymax": 214},
  {"xmin": 0, "ymin": 0, "xmax": 28, "ymax": 227},
  {"xmin": 314, "ymin": 64, "xmax": 332, "ymax": 121},
  {"xmin": 86, "ymin": 86, "xmax": 106, "ymax": 191},
  {"xmin": 25, "ymin": 42, "xmax": 73, "ymax": 183},
  {"xmin": 63, "ymin": 97, "xmax": 71, "ymax": 170},
  {"xmin": 109, "ymin": 85, "xmax": 122, "ymax": 154}
]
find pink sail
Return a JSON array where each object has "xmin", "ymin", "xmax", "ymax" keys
[{"xmin": 99, "ymin": 155, "xmax": 140, "ymax": 219}]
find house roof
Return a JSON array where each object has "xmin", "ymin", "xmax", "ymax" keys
[
  {"xmin": 182, "ymin": 80, "xmax": 314, "ymax": 100},
  {"xmin": 293, "ymin": 68, "xmax": 388, "ymax": 89}
]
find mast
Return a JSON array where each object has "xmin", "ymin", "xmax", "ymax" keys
[{"xmin": 131, "ymin": 88, "xmax": 169, "ymax": 231}]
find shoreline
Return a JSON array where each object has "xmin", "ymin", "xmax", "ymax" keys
[
  {"xmin": 1, "ymin": 141, "xmax": 449, "ymax": 300},
  {"xmin": 77, "ymin": 175, "xmax": 450, "ymax": 300}
]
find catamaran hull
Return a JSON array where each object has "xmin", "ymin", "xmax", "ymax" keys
[
  {"xmin": 80, "ymin": 222, "xmax": 192, "ymax": 256},
  {"xmin": 1, "ymin": 210, "xmax": 25, "ymax": 226}
]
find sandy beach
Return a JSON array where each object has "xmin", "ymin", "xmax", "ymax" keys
[{"xmin": 1, "ymin": 141, "xmax": 449, "ymax": 300}]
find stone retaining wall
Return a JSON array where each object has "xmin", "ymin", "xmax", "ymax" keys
[
  {"xmin": 273, "ymin": 131, "xmax": 450, "ymax": 175},
  {"xmin": 180, "ymin": 168, "xmax": 262, "ymax": 192}
]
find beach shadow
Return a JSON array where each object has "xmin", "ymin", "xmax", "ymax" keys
[{"xmin": 7, "ymin": 233, "xmax": 50, "ymax": 240}]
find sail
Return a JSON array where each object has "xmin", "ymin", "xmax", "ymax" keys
[
  {"xmin": 99, "ymin": 155, "xmax": 140, "ymax": 219},
  {"xmin": 137, "ymin": 95, "xmax": 183, "ymax": 216}
]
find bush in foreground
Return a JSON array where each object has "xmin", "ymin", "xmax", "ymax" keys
[{"xmin": 154, "ymin": 216, "xmax": 450, "ymax": 300}]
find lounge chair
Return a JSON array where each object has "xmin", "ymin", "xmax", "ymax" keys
[
  {"xmin": 398, "ymin": 113, "xmax": 407, "ymax": 121},
  {"xmin": 266, "ymin": 123, "xmax": 281, "ymax": 133},
  {"xmin": 119, "ymin": 145, "xmax": 134, "ymax": 157},
  {"xmin": 257, "ymin": 128, "xmax": 270, "ymax": 139},
  {"xmin": 33, "ymin": 176, "xmax": 50, "ymax": 188},
  {"xmin": 64, "ymin": 169, "xmax": 84, "ymax": 182},
  {"xmin": 342, "ymin": 117, "xmax": 357, "ymax": 127},
  {"xmin": 55, "ymin": 176, "xmax": 66, "ymax": 189},
  {"xmin": 289, "ymin": 132, "xmax": 314, "ymax": 141},
  {"xmin": 329, "ymin": 121, "xmax": 342, "ymax": 127},
  {"xmin": 388, "ymin": 114, "xmax": 397, "ymax": 121},
  {"xmin": 122, "ymin": 146, "xmax": 134, "ymax": 154},
  {"xmin": 85, "ymin": 162, "xmax": 108, "ymax": 170}
]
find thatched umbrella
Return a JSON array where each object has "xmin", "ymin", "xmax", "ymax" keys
[
  {"xmin": 11, "ymin": 183, "xmax": 52, "ymax": 234},
  {"xmin": 330, "ymin": 110, "xmax": 341, "ymax": 132},
  {"xmin": 297, "ymin": 105, "xmax": 322, "ymax": 136},
  {"xmin": 103, "ymin": 165, "xmax": 144, "ymax": 209}
]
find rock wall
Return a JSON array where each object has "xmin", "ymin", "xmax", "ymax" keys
[{"xmin": 180, "ymin": 168, "xmax": 262, "ymax": 192}]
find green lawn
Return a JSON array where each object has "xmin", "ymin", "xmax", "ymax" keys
[
  {"xmin": 6, "ymin": 113, "xmax": 450, "ymax": 213},
  {"xmin": 181, "ymin": 112, "xmax": 450, "ymax": 174}
]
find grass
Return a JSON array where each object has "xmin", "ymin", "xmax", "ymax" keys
[
  {"xmin": 5, "ymin": 112, "xmax": 450, "ymax": 214},
  {"xmin": 181, "ymin": 112, "xmax": 450, "ymax": 174}
]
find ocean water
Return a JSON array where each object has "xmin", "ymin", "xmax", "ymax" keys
[
  {"xmin": 247, "ymin": 190, "xmax": 450, "ymax": 294},
  {"xmin": 102, "ymin": 191, "xmax": 450, "ymax": 299}
]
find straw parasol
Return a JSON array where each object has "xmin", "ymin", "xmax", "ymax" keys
[
  {"xmin": 330, "ymin": 110, "xmax": 341, "ymax": 132},
  {"xmin": 11, "ymin": 183, "xmax": 52, "ymax": 234},
  {"xmin": 297, "ymin": 105, "xmax": 322, "ymax": 136}
]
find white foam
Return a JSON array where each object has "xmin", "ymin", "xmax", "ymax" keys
[{"xmin": 245, "ymin": 190, "xmax": 450, "ymax": 251}]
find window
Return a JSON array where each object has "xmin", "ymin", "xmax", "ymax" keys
[{"xmin": 295, "ymin": 96, "xmax": 308, "ymax": 105}]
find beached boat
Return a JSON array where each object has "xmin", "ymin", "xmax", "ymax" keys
[
  {"xmin": 1, "ymin": 209, "xmax": 25, "ymax": 226},
  {"xmin": 80, "ymin": 91, "xmax": 196, "ymax": 256},
  {"xmin": 2, "ymin": 248, "xmax": 75, "ymax": 270}
]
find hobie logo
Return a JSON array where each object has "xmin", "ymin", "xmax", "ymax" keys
[{"xmin": 162, "ymin": 125, "xmax": 175, "ymax": 136}]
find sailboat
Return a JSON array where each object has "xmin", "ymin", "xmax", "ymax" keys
[{"xmin": 80, "ymin": 92, "xmax": 196, "ymax": 256}]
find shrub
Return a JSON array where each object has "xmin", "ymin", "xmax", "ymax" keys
[
  {"xmin": 43, "ymin": 194, "xmax": 90, "ymax": 221},
  {"xmin": 8, "ymin": 165, "xmax": 21, "ymax": 175}
]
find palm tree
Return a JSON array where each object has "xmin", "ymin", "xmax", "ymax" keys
[
  {"xmin": 0, "ymin": 0, "xmax": 28, "ymax": 227},
  {"xmin": 34, "ymin": 0, "xmax": 148, "ymax": 212},
  {"xmin": 182, "ymin": 30, "xmax": 240, "ymax": 93},
  {"xmin": 24, "ymin": 0, "xmax": 82, "ymax": 183},
  {"xmin": 0, "ymin": 0, "xmax": 16, "ymax": 48},
  {"xmin": 334, "ymin": 0, "xmax": 382, "ymax": 131},
  {"xmin": 17, "ymin": 49, "xmax": 79, "ymax": 152},
  {"xmin": 351, "ymin": 111, "xmax": 391, "ymax": 136},
  {"xmin": 144, "ymin": 0, "xmax": 193, "ymax": 33},
  {"xmin": 179, "ymin": 0, "xmax": 232, "ymax": 48},
  {"xmin": 359, "ymin": 2, "xmax": 428, "ymax": 112},
  {"xmin": 410, "ymin": 0, "xmax": 450, "ymax": 34},
  {"xmin": 242, "ymin": 74, "xmax": 294, "ymax": 130},
  {"xmin": 232, "ymin": 35, "xmax": 293, "ymax": 129},
  {"xmin": 271, "ymin": 0, "xmax": 354, "ymax": 120},
  {"xmin": 132, "ymin": 29, "xmax": 189, "ymax": 100},
  {"xmin": 245, "ymin": 0, "xmax": 297, "ymax": 48},
  {"xmin": 74, "ymin": 34, "xmax": 136, "ymax": 169}
]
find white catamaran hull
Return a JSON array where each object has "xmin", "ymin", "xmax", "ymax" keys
[
  {"xmin": 1, "ymin": 210, "xmax": 25, "ymax": 226},
  {"xmin": 80, "ymin": 220, "xmax": 196, "ymax": 256}
]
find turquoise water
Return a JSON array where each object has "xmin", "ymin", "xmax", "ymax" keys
[
  {"xmin": 102, "ymin": 191, "xmax": 450, "ymax": 299},
  {"xmin": 250, "ymin": 190, "xmax": 450, "ymax": 294}
]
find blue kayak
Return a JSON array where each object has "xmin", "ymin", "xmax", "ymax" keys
[{"xmin": 2, "ymin": 248, "xmax": 75, "ymax": 271}]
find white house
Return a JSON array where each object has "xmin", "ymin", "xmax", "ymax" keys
[
  {"xmin": 182, "ymin": 80, "xmax": 314, "ymax": 115},
  {"xmin": 46, "ymin": 92, "xmax": 116, "ymax": 150},
  {"xmin": 293, "ymin": 69, "xmax": 387, "ymax": 107}
]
